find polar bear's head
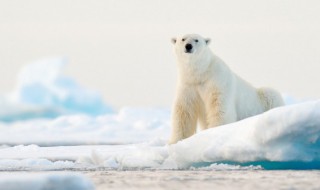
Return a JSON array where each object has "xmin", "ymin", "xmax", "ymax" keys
[{"xmin": 171, "ymin": 34, "xmax": 211, "ymax": 59}]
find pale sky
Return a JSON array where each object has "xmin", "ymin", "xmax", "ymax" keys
[{"xmin": 1, "ymin": 0, "xmax": 320, "ymax": 109}]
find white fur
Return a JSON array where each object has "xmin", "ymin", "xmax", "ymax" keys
[{"xmin": 169, "ymin": 34, "xmax": 284, "ymax": 144}]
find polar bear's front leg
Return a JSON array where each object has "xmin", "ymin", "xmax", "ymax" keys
[
  {"xmin": 168, "ymin": 89, "xmax": 199, "ymax": 144},
  {"xmin": 205, "ymin": 89, "xmax": 228, "ymax": 128}
]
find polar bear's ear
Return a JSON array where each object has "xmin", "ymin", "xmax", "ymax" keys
[
  {"xmin": 171, "ymin": 38, "xmax": 177, "ymax": 44},
  {"xmin": 205, "ymin": 38, "xmax": 211, "ymax": 45}
]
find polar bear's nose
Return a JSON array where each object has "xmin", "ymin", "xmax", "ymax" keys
[{"xmin": 185, "ymin": 44, "xmax": 193, "ymax": 52}]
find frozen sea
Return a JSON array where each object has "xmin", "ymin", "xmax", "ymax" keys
[
  {"xmin": 0, "ymin": 170, "xmax": 319, "ymax": 190},
  {"xmin": 0, "ymin": 58, "xmax": 319, "ymax": 190},
  {"xmin": 84, "ymin": 170, "xmax": 320, "ymax": 190}
]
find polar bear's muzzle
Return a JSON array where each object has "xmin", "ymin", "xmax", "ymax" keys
[{"xmin": 185, "ymin": 43, "xmax": 193, "ymax": 53}]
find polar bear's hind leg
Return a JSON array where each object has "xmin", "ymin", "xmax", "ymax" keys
[{"xmin": 257, "ymin": 87, "xmax": 284, "ymax": 111}]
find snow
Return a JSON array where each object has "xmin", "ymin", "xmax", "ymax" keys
[
  {"xmin": 0, "ymin": 57, "xmax": 112, "ymax": 122},
  {"xmin": 0, "ymin": 172, "xmax": 94, "ymax": 190},
  {"xmin": 0, "ymin": 100, "xmax": 319, "ymax": 170}
]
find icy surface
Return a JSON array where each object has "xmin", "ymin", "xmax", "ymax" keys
[
  {"xmin": 0, "ymin": 100, "xmax": 320, "ymax": 170},
  {"xmin": 0, "ymin": 57, "xmax": 112, "ymax": 122},
  {"xmin": 0, "ymin": 172, "xmax": 94, "ymax": 190}
]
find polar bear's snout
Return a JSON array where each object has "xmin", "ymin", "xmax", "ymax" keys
[{"xmin": 185, "ymin": 44, "xmax": 193, "ymax": 53}]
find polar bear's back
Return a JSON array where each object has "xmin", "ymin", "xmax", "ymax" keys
[
  {"xmin": 232, "ymin": 74, "xmax": 284, "ymax": 121},
  {"xmin": 232, "ymin": 75, "xmax": 266, "ymax": 120}
]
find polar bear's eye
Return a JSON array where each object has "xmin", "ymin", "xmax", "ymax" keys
[
  {"xmin": 182, "ymin": 38, "xmax": 185, "ymax": 42},
  {"xmin": 195, "ymin": 39, "xmax": 198, "ymax": 43}
]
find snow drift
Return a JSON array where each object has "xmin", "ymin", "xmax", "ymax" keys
[
  {"xmin": 0, "ymin": 100, "xmax": 319, "ymax": 170},
  {"xmin": 0, "ymin": 57, "xmax": 112, "ymax": 122}
]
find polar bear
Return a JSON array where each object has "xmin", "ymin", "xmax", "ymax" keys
[{"xmin": 169, "ymin": 34, "xmax": 284, "ymax": 144}]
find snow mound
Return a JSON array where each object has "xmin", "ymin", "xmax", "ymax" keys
[
  {"xmin": 0, "ymin": 57, "xmax": 112, "ymax": 122},
  {"xmin": 168, "ymin": 100, "xmax": 320, "ymax": 169},
  {"xmin": 0, "ymin": 172, "xmax": 94, "ymax": 190}
]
